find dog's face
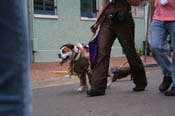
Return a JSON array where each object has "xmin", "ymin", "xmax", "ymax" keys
[{"xmin": 58, "ymin": 44, "xmax": 78, "ymax": 65}]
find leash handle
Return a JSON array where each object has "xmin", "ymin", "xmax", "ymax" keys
[{"xmin": 90, "ymin": 25, "xmax": 101, "ymax": 40}]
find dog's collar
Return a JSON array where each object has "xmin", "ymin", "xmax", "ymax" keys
[
  {"xmin": 73, "ymin": 47, "xmax": 82, "ymax": 64},
  {"xmin": 73, "ymin": 55, "xmax": 81, "ymax": 64}
]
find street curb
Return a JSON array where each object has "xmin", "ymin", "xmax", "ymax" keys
[
  {"xmin": 144, "ymin": 63, "xmax": 159, "ymax": 68},
  {"xmin": 32, "ymin": 76, "xmax": 79, "ymax": 89}
]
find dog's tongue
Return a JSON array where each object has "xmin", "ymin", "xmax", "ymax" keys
[{"xmin": 60, "ymin": 61, "xmax": 64, "ymax": 65}]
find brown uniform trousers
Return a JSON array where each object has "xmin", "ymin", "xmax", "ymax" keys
[{"xmin": 91, "ymin": 2, "xmax": 147, "ymax": 93}]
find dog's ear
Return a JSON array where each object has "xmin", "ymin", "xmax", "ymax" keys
[{"xmin": 60, "ymin": 44, "xmax": 74, "ymax": 50}]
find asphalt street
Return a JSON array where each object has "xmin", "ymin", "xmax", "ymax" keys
[{"xmin": 32, "ymin": 67, "xmax": 175, "ymax": 116}]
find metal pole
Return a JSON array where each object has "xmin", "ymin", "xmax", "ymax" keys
[
  {"xmin": 27, "ymin": 0, "xmax": 34, "ymax": 63},
  {"xmin": 143, "ymin": 1, "xmax": 151, "ymax": 63}
]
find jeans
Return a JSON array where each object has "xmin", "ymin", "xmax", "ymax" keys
[
  {"xmin": 149, "ymin": 20, "xmax": 175, "ymax": 86},
  {"xmin": 0, "ymin": 0, "xmax": 32, "ymax": 116}
]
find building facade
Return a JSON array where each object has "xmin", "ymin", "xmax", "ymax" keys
[{"xmin": 25, "ymin": 0, "xmax": 148, "ymax": 62}]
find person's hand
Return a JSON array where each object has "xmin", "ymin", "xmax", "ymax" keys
[{"xmin": 90, "ymin": 23, "xmax": 98, "ymax": 33}]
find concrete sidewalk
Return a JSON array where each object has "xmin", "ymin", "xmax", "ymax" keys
[{"xmin": 30, "ymin": 56, "xmax": 157, "ymax": 84}]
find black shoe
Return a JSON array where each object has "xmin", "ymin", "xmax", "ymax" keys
[
  {"xmin": 112, "ymin": 77, "xmax": 117, "ymax": 82},
  {"xmin": 164, "ymin": 87, "xmax": 175, "ymax": 96},
  {"xmin": 86, "ymin": 89, "xmax": 105, "ymax": 97},
  {"xmin": 159, "ymin": 76, "xmax": 172, "ymax": 92},
  {"xmin": 133, "ymin": 86, "xmax": 145, "ymax": 92}
]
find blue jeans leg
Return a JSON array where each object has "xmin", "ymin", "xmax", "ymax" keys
[
  {"xmin": 0, "ymin": 0, "xmax": 32, "ymax": 116},
  {"xmin": 149, "ymin": 20, "xmax": 172, "ymax": 77}
]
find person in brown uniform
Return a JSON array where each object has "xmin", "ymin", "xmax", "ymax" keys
[{"xmin": 87, "ymin": 0, "xmax": 148, "ymax": 97}]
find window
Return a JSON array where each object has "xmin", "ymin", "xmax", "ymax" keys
[
  {"xmin": 34, "ymin": 0, "xmax": 56, "ymax": 15},
  {"xmin": 81, "ymin": 0, "xmax": 97, "ymax": 19}
]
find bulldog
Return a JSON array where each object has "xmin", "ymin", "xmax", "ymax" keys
[
  {"xmin": 110, "ymin": 65, "xmax": 132, "ymax": 82},
  {"xmin": 58, "ymin": 43, "xmax": 112, "ymax": 92},
  {"xmin": 58, "ymin": 43, "xmax": 91, "ymax": 92}
]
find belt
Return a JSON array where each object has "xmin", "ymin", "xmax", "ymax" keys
[
  {"xmin": 110, "ymin": 0, "xmax": 131, "ymax": 12},
  {"xmin": 110, "ymin": 0, "xmax": 128, "ymax": 4},
  {"xmin": 110, "ymin": 0, "xmax": 117, "ymax": 4}
]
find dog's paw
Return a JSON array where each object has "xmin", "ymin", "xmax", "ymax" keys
[
  {"xmin": 107, "ymin": 76, "xmax": 112, "ymax": 88},
  {"xmin": 77, "ymin": 86, "xmax": 87, "ymax": 92},
  {"xmin": 65, "ymin": 74, "xmax": 71, "ymax": 78}
]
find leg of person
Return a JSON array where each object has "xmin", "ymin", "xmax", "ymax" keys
[
  {"xmin": 115, "ymin": 14, "xmax": 147, "ymax": 91},
  {"xmin": 149, "ymin": 20, "xmax": 172, "ymax": 92},
  {"xmin": 164, "ymin": 21, "xmax": 175, "ymax": 96},
  {"xmin": 0, "ymin": 0, "xmax": 32, "ymax": 116},
  {"xmin": 87, "ymin": 23, "xmax": 116, "ymax": 97}
]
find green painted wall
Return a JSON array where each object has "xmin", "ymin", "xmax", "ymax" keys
[{"xmin": 31, "ymin": 0, "xmax": 146, "ymax": 62}]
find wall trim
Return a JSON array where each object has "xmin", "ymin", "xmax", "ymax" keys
[{"xmin": 34, "ymin": 14, "xmax": 58, "ymax": 19}]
